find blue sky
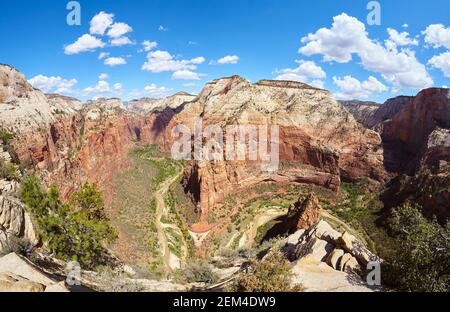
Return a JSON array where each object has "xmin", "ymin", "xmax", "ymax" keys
[{"xmin": 0, "ymin": 0, "xmax": 449, "ymax": 103}]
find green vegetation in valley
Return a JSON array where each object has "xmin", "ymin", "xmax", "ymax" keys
[
  {"xmin": 20, "ymin": 176, "xmax": 117, "ymax": 269},
  {"xmin": 164, "ymin": 190, "xmax": 195, "ymax": 258},
  {"xmin": 110, "ymin": 147, "xmax": 164, "ymax": 277}
]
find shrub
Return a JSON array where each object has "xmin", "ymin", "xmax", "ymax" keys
[
  {"xmin": 70, "ymin": 183, "xmax": 106, "ymax": 220},
  {"xmin": 383, "ymin": 204, "xmax": 450, "ymax": 292},
  {"xmin": 227, "ymin": 251, "xmax": 302, "ymax": 292},
  {"xmin": 0, "ymin": 130, "xmax": 14, "ymax": 144},
  {"xmin": 174, "ymin": 259, "xmax": 219, "ymax": 284},
  {"xmin": 97, "ymin": 267, "xmax": 145, "ymax": 292},
  {"xmin": 20, "ymin": 176, "xmax": 117, "ymax": 269},
  {"xmin": 0, "ymin": 160, "xmax": 19, "ymax": 181}
]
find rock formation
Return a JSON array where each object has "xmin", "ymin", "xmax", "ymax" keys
[
  {"xmin": 340, "ymin": 100, "xmax": 380, "ymax": 126},
  {"xmin": 128, "ymin": 92, "xmax": 196, "ymax": 114},
  {"xmin": 164, "ymin": 76, "xmax": 386, "ymax": 224},
  {"xmin": 286, "ymin": 193, "xmax": 323, "ymax": 232},
  {"xmin": 0, "ymin": 65, "xmax": 55, "ymax": 132},
  {"xmin": 0, "ymin": 142, "xmax": 38, "ymax": 255},
  {"xmin": 284, "ymin": 220, "xmax": 381, "ymax": 292},
  {"xmin": 380, "ymin": 88, "xmax": 450, "ymax": 221}
]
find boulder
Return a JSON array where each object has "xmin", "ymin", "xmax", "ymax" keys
[
  {"xmin": 314, "ymin": 220, "xmax": 342, "ymax": 244},
  {"xmin": 292, "ymin": 235, "xmax": 334, "ymax": 262},
  {"xmin": 291, "ymin": 256, "xmax": 375, "ymax": 292},
  {"xmin": 285, "ymin": 229, "xmax": 305, "ymax": 246},
  {"xmin": 0, "ymin": 272, "xmax": 45, "ymax": 292},
  {"xmin": 338, "ymin": 232, "xmax": 378, "ymax": 265},
  {"xmin": 0, "ymin": 253, "xmax": 56, "ymax": 286},
  {"xmin": 343, "ymin": 257, "xmax": 361, "ymax": 275},
  {"xmin": 337, "ymin": 253, "xmax": 353, "ymax": 271},
  {"xmin": 326, "ymin": 249, "xmax": 344, "ymax": 270}
]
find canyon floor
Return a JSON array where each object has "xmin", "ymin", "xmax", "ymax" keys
[{"xmin": 0, "ymin": 65, "xmax": 449, "ymax": 292}]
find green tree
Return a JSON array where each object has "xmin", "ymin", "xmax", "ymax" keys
[
  {"xmin": 384, "ymin": 204, "xmax": 450, "ymax": 292},
  {"xmin": 20, "ymin": 176, "xmax": 117, "ymax": 269},
  {"xmin": 71, "ymin": 183, "xmax": 106, "ymax": 220}
]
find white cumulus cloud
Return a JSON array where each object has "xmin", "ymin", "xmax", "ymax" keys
[
  {"xmin": 142, "ymin": 50, "xmax": 205, "ymax": 79},
  {"xmin": 299, "ymin": 13, "xmax": 433, "ymax": 90},
  {"xmin": 28, "ymin": 75, "xmax": 78, "ymax": 94},
  {"xmin": 90, "ymin": 12, "xmax": 114, "ymax": 35},
  {"xmin": 386, "ymin": 28, "xmax": 418, "ymax": 49},
  {"xmin": 64, "ymin": 34, "xmax": 105, "ymax": 55},
  {"xmin": 333, "ymin": 75, "xmax": 387, "ymax": 99},
  {"xmin": 142, "ymin": 40, "xmax": 158, "ymax": 52},
  {"xmin": 428, "ymin": 52, "xmax": 450, "ymax": 77},
  {"xmin": 111, "ymin": 37, "xmax": 133, "ymax": 46},
  {"xmin": 276, "ymin": 60, "xmax": 326, "ymax": 81},
  {"xmin": 422, "ymin": 24, "xmax": 450, "ymax": 49},
  {"xmin": 172, "ymin": 70, "xmax": 202, "ymax": 80},
  {"xmin": 107, "ymin": 22, "xmax": 133, "ymax": 38},
  {"xmin": 144, "ymin": 84, "xmax": 170, "ymax": 97},
  {"xmin": 217, "ymin": 55, "xmax": 240, "ymax": 64},
  {"xmin": 104, "ymin": 57, "xmax": 127, "ymax": 67}
]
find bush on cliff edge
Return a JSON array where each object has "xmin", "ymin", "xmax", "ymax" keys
[{"xmin": 20, "ymin": 175, "xmax": 117, "ymax": 269}]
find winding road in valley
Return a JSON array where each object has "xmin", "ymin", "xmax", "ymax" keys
[{"xmin": 142, "ymin": 154, "xmax": 187, "ymax": 273}]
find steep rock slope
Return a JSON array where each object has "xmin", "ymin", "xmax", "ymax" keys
[
  {"xmin": 161, "ymin": 76, "xmax": 386, "ymax": 225},
  {"xmin": 128, "ymin": 92, "xmax": 196, "ymax": 114},
  {"xmin": 340, "ymin": 100, "xmax": 380, "ymax": 126},
  {"xmin": 0, "ymin": 65, "xmax": 55, "ymax": 132},
  {"xmin": 381, "ymin": 88, "xmax": 450, "ymax": 221}
]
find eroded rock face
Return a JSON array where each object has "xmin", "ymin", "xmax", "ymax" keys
[
  {"xmin": 366, "ymin": 96, "xmax": 413, "ymax": 130},
  {"xmin": 287, "ymin": 193, "xmax": 322, "ymax": 231},
  {"xmin": 0, "ymin": 65, "xmax": 55, "ymax": 132},
  {"xmin": 340, "ymin": 100, "xmax": 380, "ymax": 126},
  {"xmin": 285, "ymin": 220, "xmax": 381, "ymax": 292},
  {"xmin": 0, "ymin": 253, "xmax": 69, "ymax": 292},
  {"xmin": 128, "ymin": 92, "xmax": 196, "ymax": 114},
  {"xmin": 381, "ymin": 88, "xmax": 450, "ymax": 221},
  {"xmin": 164, "ymin": 76, "xmax": 386, "ymax": 224},
  {"xmin": 0, "ymin": 149, "xmax": 38, "ymax": 255}
]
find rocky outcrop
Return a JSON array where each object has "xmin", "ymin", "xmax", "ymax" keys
[
  {"xmin": 165, "ymin": 76, "xmax": 386, "ymax": 225},
  {"xmin": 366, "ymin": 96, "xmax": 413, "ymax": 130},
  {"xmin": 128, "ymin": 92, "xmax": 196, "ymax": 114},
  {"xmin": 285, "ymin": 220, "xmax": 381, "ymax": 292},
  {"xmin": 281, "ymin": 193, "xmax": 323, "ymax": 233},
  {"xmin": 0, "ymin": 65, "xmax": 55, "ymax": 132},
  {"xmin": 340, "ymin": 100, "xmax": 380, "ymax": 126},
  {"xmin": 0, "ymin": 143, "xmax": 38, "ymax": 255},
  {"xmin": 85, "ymin": 98, "xmax": 126, "ymax": 111},
  {"xmin": 381, "ymin": 88, "xmax": 450, "ymax": 221},
  {"xmin": 46, "ymin": 94, "xmax": 82, "ymax": 114},
  {"xmin": 0, "ymin": 253, "xmax": 69, "ymax": 292}
]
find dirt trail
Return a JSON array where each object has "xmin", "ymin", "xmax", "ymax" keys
[
  {"xmin": 238, "ymin": 207, "xmax": 286, "ymax": 249},
  {"xmin": 146, "ymin": 158, "xmax": 186, "ymax": 273}
]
